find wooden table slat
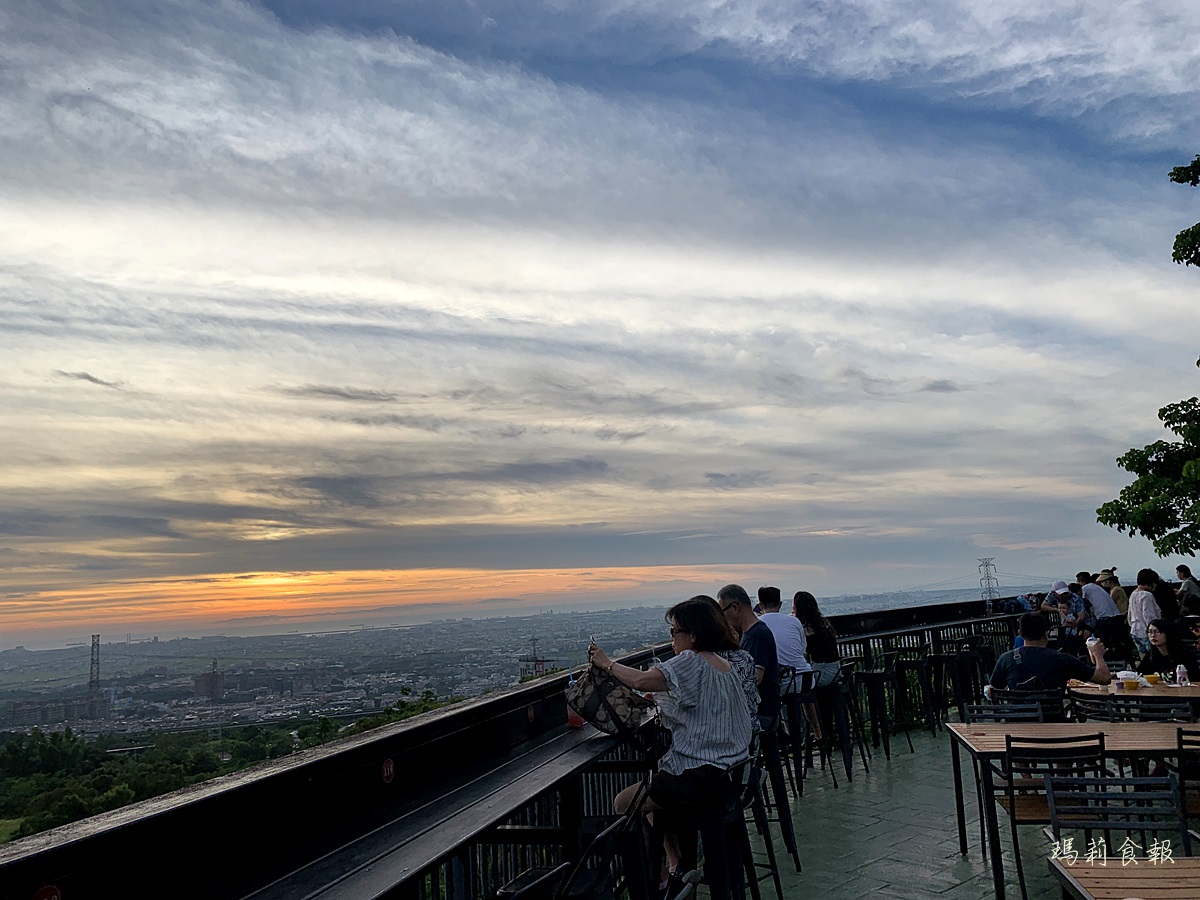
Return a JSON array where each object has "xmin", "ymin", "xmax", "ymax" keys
[
  {"xmin": 1050, "ymin": 857, "xmax": 1200, "ymax": 899},
  {"xmin": 948, "ymin": 721, "xmax": 1183, "ymax": 756},
  {"xmin": 1070, "ymin": 683, "xmax": 1200, "ymax": 698}
]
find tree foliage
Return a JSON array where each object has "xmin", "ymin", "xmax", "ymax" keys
[
  {"xmin": 1097, "ymin": 396, "xmax": 1200, "ymax": 556},
  {"xmin": 1169, "ymin": 154, "xmax": 1200, "ymax": 267},
  {"xmin": 0, "ymin": 697, "xmax": 458, "ymax": 842},
  {"xmin": 1097, "ymin": 155, "xmax": 1200, "ymax": 553}
]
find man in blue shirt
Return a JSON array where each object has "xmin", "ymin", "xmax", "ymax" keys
[{"xmin": 718, "ymin": 583, "xmax": 780, "ymax": 727}]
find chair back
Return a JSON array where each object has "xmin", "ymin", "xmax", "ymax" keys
[
  {"xmin": 1108, "ymin": 696, "xmax": 1192, "ymax": 723},
  {"xmin": 964, "ymin": 702, "xmax": 1043, "ymax": 724},
  {"xmin": 1176, "ymin": 727, "xmax": 1200, "ymax": 806},
  {"xmin": 778, "ymin": 665, "xmax": 815, "ymax": 697},
  {"xmin": 556, "ymin": 813, "xmax": 636, "ymax": 900},
  {"xmin": 503, "ymin": 863, "xmax": 573, "ymax": 900},
  {"xmin": 991, "ymin": 687, "xmax": 1068, "ymax": 722},
  {"xmin": 1004, "ymin": 733, "xmax": 1107, "ymax": 824},
  {"xmin": 1180, "ymin": 726, "xmax": 1200, "ymax": 759},
  {"xmin": 1045, "ymin": 774, "xmax": 1191, "ymax": 856},
  {"xmin": 1006, "ymin": 732, "xmax": 1106, "ymax": 774},
  {"xmin": 1069, "ymin": 692, "xmax": 1113, "ymax": 722}
]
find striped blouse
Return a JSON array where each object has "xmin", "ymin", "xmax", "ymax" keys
[{"xmin": 653, "ymin": 649, "xmax": 757, "ymax": 776}]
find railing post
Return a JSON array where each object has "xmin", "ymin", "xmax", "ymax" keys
[{"xmin": 447, "ymin": 847, "xmax": 472, "ymax": 900}]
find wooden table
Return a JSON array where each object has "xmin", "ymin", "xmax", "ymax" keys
[
  {"xmin": 1070, "ymin": 683, "xmax": 1200, "ymax": 699},
  {"xmin": 948, "ymin": 722, "xmax": 1184, "ymax": 900},
  {"xmin": 1050, "ymin": 857, "xmax": 1200, "ymax": 899}
]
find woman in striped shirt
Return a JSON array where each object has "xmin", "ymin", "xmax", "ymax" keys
[{"xmin": 589, "ymin": 596, "xmax": 758, "ymax": 874}]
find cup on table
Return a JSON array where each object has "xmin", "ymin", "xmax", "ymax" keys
[
  {"xmin": 1122, "ymin": 678, "xmax": 1139, "ymax": 691},
  {"xmin": 1145, "ymin": 673, "xmax": 1161, "ymax": 685}
]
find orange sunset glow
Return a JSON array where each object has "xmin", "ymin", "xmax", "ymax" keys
[{"xmin": 5, "ymin": 565, "xmax": 829, "ymax": 644}]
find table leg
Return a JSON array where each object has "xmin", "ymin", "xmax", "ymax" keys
[
  {"xmin": 951, "ymin": 736, "xmax": 967, "ymax": 856},
  {"xmin": 979, "ymin": 757, "xmax": 1006, "ymax": 900}
]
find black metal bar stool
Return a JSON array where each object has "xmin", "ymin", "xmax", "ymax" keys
[
  {"xmin": 925, "ymin": 640, "xmax": 968, "ymax": 723},
  {"xmin": 755, "ymin": 716, "xmax": 802, "ymax": 873},
  {"xmin": 852, "ymin": 650, "xmax": 915, "ymax": 760},
  {"xmin": 777, "ymin": 666, "xmax": 819, "ymax": 797},
  {"xmin": 894, "ymin": 644, "xmax": 938, "ymax": 736},
  {"xmin": 832, "ymin": 659, "xmax": 871, "ymax": 782}
]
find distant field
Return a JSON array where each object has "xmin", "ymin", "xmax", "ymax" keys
[{"xmin": 0, "ymin": 819, "xmax": 21, "ymax": 844}]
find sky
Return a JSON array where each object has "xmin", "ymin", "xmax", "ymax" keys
[{"xmin": 3, "ymin": 1, "xmax": 1199, "ymax": 648}]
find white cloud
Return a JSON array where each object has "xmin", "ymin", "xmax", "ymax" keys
[{"xmin": 0, "ymin": 1, "xmax": 1189, "ymax": 641}]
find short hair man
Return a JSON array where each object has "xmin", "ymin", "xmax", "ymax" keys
[
  {"xmin": 757, "ymin": 585, "xmax": 823, "ymax": 741},
  {"xmin": 756, "ymin": 586, "xmax": 813, "ymax": 680},
  {"xmin": 717, "ymin": 583, "xmax": 780, "ymax": 726},
  {"xmin": 989, "ymin": 613, "xmax": 1111, "ymax": 693}
]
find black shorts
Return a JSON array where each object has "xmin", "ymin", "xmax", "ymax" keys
[{"xmin": 648, "ymin": 765, "xmax": 736, "ymax": 813}]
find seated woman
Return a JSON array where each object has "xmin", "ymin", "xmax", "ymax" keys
[
  {"xmin": 792, "ymin": 591, "xmax": 840, "ymax": 687},
  {"xmin": 1137, "ymin": 618, "xmax": 1200, "ymax": 682},
  {"xmin": 588, "ymin": 595, "xmax": 758, "ymax": 879}
]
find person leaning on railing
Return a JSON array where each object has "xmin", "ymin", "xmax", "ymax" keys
[
  {"xmin": 987, "ymin": 612, "xmax": 1111, "ymax": 694},
  {"xmin": 587, "ymin": 596, "xmax": 758, "ymax": 879}
]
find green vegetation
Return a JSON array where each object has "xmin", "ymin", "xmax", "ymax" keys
[
  {"xmin": 1097, "ymin": 154, "xmax": 1200, "ymax": 555},
  {"xmin": 1169, "ymin": 154, "xmax": 1200, "ymax": 268},
  {"xmin": 1097, "ymin": 395, "xmax": 1200, "ymax": 556},
  {"xmin": 0, "ymin": 691, "xmax": 456, "ymax": 843}
]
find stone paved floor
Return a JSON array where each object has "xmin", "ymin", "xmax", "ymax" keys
[{"xmin": 738, "ymin": 727, "xmax": 1063, "ymax": 899}]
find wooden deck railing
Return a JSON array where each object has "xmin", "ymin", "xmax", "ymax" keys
[{"xmin": 0, "ymin": 601, "xmax": 1023, "ymax": 900}]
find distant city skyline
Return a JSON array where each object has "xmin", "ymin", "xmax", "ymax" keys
[{"xmin": 4, "ymin": 2, "xmax": 1194, "ymax": 649}]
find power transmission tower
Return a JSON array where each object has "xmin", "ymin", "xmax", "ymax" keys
[
  {"xmin": 89, "ymin": 634, "xmax": 100, "ymax": 694},
  {"xmin": 978, "ymin": 558, "xmax": 1000, "ymax": 613}
]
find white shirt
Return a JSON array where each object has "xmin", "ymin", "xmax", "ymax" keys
[
  {"xmin": 1128, "ymin": 589, "xmax": 1162, "ymax": 639},
  {"xmin": 759, "ymin": 611, "xmax": 813, "ymax": 672},
  {"xmin": 1082, "ymin": 582, "xmax": 1119, "ymax": 619}
]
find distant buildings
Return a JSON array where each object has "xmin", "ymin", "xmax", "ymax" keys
[{"xmin": 10, "ymin": 694, "xmax": 109, "ymax": 727}]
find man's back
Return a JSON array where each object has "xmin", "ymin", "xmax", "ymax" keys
[
  {"xmin": 740, "ymin": 621, "xmax": 781, "ymax": 719},
  {"xmin": 759, "ymin": 611, "xmax": 812, "ymax": 672},
  {"xmin": 1082, "ymin": 582, "xmax": 1119, "ymax": 619},
  {"xmin": 990, "ymin": 645, "xmax": 1094, "ymax": 692}
]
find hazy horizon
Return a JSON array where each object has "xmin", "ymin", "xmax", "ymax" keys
[{"xmin": 1, "ymin": 573, "xmax": 1058, "ymax": 651}]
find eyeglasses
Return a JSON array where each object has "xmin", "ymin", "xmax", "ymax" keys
[
  {"xmin": 669, "ymin": 627, "xmax": 688, "ymax": 637},
  {"xmin": 720, "ymin": 604, "xmax": 737, "ymax": 613}
]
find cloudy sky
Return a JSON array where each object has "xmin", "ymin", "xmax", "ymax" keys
[{"xmin": 3, "ymin": 1, "xmax": 1198, "ymax": 647}]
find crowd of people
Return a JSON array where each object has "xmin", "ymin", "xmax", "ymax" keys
[
  {"xmin": 988, "ymin": 564, "xmax": 1200, "ymax": 693},
  {"xmin": 586, "ymin": 584, "xmax": 838, "ymax": 898},
  {"xmin": 582, "ymin": 570, "xmax": 1200, "ymax": 895}
]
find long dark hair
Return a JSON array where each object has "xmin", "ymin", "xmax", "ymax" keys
[
  {"xmin": 792, "ymin": 590, "xmax": 836, "ymax": 636},
  {"xmin": 668, "ymin": 596, "xmax": 740, "ymax": 652},
  {"xmin": 1148, "ymin": 618, "xmax": 1192, "ymax": 661}
]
